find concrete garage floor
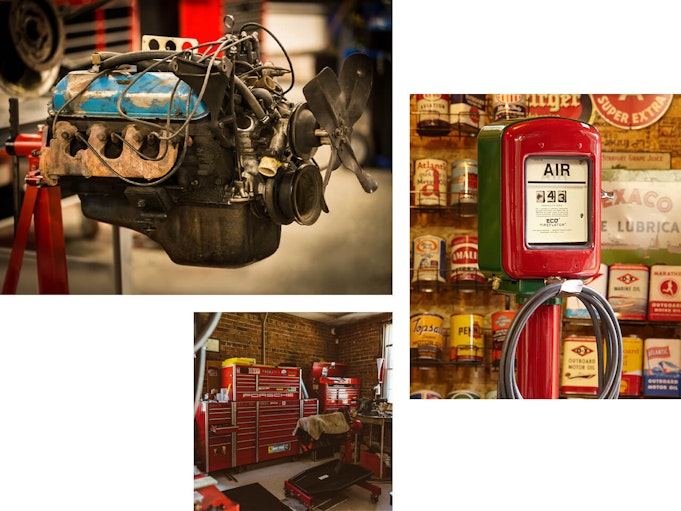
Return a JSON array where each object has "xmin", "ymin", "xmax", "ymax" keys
[
  {"xmin": 0, "ymin": 166, "xmax": 391, "ymax": 294},
  {"xmin": 212, "ymin": 455, "xmax": 392, "ymax": 511}
]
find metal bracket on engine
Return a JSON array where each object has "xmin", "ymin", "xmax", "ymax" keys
[
  {"xmin": 141, "ymin": 35, "xmax": 199, "ymax": 53},
  {"xmin": 39, "ymin": 121, "xmax": 179, "ymax": 185}
]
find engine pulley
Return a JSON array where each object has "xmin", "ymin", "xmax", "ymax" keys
[{"xmin": 263, "ymin": 162, "xmax": 323, "ymax": 226}]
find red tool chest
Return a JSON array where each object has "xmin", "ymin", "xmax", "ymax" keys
[
  {"xmin": 222, "ymin": 363, "xmax": 302, "ymax": 401},
  {"xmin": 195, "ymin": 402, "xmax": 238, "ymax": 473},
  {"xmin": 308, "ymin": 362, "xmax": 361, "ymax": 412},
  {"xmin": 196, "ymin": 363, "xmax": 318, "ymax": 473},
  {"xmin": 317, "ymin": 377, "xmax": 361, "ymax": 412},
  {"xmin": 311, "ymin": 361, "xmax": 349, "ymax": 380}
]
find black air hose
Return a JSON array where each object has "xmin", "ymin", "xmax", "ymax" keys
[
  {"xmin": 498, "ymin": 280, "xmax": 623, "ymax": 399},
  {"xmin": 235, "ymin": 78, "xmax": 269, "ymax": 122},
  {"xmin": 97, "ymin": 50, "xmax": 178, "ymax": 70}
]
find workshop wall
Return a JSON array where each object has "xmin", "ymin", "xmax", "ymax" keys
[
  {"xmin": 335, "ymin": 313, "xmax": 392, "ymax": 399},
  {"xmin": 208, "ymin": 313, "xmax": 335, "ymax": 368},
  {"xmin": 411, "ymin": 94, "xmax": 681, "ymax": 171},
  {"xmin": 204, "ymin": 312, "xmax": 392, "ymax": 400}
]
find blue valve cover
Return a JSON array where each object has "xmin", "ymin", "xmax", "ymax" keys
[{"xmin": 50, "ymin": 70, "xmax": 209, "ymax": 120}]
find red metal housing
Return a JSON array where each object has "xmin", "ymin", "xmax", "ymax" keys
[{"xmin": 501, "ymin": 117, "xmax": 602, "ymax": 280}]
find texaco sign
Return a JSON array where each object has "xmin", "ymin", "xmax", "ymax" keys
[{"xmin": 591, "ymin": 94, "xmax": 673, "ymax": 129}]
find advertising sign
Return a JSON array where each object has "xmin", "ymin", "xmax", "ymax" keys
[
  {"xmin": 592, "ymin": 94, "xmax": 673, "ymax": 129},
  {"xmin": 601, "ymin": 169, "xmax": 681, "ymax": 265}
]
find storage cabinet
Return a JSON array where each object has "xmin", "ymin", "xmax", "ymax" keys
[
  {"xmin": 196, "ymin": 402, "xmax": 238, "ymax": 473},
  {"xmin": 410, "ymin": 95, "xmax": 513, "ymax": 398},
  {"xmin": 221, "ymin": 363, "xmax": 303, "ymax": 401},
  {"xmin": 196, "ymin": 399, "xmax": 319, "ymax": 472},
  {"xmin": 196, "ymin": 363, "xmax": 319, "ymax": 472},
  {"xmin": 308, "ymin": 362, "xmax": 361, "ymax": 411},
  {"xmin": 317, "ymin": 377, "xmax": 361, "ymax": 412}
]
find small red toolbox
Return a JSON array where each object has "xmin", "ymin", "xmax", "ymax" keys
[{"xmin": 317, "ymin": 377, "xmax": 361, "ymax": 412}]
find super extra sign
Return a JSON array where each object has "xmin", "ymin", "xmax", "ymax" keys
[{"xmin": 592, "ymin": 94, "xmax": 673, "ymax": 129}]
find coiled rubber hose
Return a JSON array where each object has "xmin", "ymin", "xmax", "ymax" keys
[{"xmin": 498, "ymin": 281, "xmax": 623, "ymax": 399}]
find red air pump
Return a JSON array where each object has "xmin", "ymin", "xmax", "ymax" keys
[{"xmin": 477, "ymin": 117, "xmax": 622, "ymax": 399}]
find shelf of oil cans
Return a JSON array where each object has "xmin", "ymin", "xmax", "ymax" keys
[
  {"xmin": 411, "ymin": 94, "xmax": 495, "ymax": 139},
  {"xmin": 562, "ymin": 262, "xmax": 681, "ymax": 399},
  {"xmin": 409, "ymin": 262, "xmax": 681, "ymax": 399},
  {"xmin": 410, "ymin": 309, "xmax": 512, "ymax": 399},
  {"xmin": 410, "ymin": 95, "xmax": 680, "ymax": 399},
  {"xmin": 408, "ymin": 95, "xmax": 534, "ymax": 220},
  {"xmin": 410, "ymin": 187, "xmax": 485, "ymax": 294}
]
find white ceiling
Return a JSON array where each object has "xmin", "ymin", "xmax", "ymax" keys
[{"xmin": 283, "ymin": 312, "xmax": 385, "ymax": 327}]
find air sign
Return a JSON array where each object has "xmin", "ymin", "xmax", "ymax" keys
[{"xmin": 525, "ymin": 156, "xmax": 590, "ymax": 246}]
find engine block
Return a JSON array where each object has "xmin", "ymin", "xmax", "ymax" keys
[{"xmin": 36, "ymin": 22, "xmax": 375, "ymax": 267}]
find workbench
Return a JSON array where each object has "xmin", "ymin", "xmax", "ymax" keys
[{"xmin": 355, "ymin": 413, "xmax": 392, "ymax": 480}]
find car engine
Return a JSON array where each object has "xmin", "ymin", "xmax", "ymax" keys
[{"xmin": 36, "ymin": 16, "xmax": 377, "ymax": 267}]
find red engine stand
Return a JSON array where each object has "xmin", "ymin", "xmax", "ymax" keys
[
  {"xmin": 2, "ymin": 131, "xmax": 69, "ymax": 294},
  {"xmin": 516, "ymin": 302, "xmax": 562, "ymax": 399}
]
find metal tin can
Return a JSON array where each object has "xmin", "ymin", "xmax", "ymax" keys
[
  {"xmin": 410, "ymin": 313, "xmax": 444, "ymax": 360},
  {"xmin": 449, "ymin": 314, "xmax": 484, "ymax": 362},
  {"xmin": 647, "ymin": 264, "xmax": 681, "ymax": 322},
  {"xmin": 607, "ymin": 263, "xmax": 650, "ymax": 320},
  {"xmin": 449, "ymin": 94, "xmax": 488, "ymax": 134},
  {"xmin": 412, "ymin": 235, "xmax": 447, "ymax": 283},
  {"xmin": 492, "ymin": 94, "xmax": 527, "ymax": 121},
  {"xmin": 491, "ymin": 310, "xmax": 516, "ymax": 366},
  {"xmin": 410, "ymin": 390, "xmax": 442, "ymax": 399},
  {"xmin": 449, "ymin": 159, "xmax": 478, "ymax": 215},
  {"xmin": 643, "ymin": 338, "xmax": 681, "ymax": 398},
  {"xmin": 446, "ymin": 390, "xmax": 481, "ymax": 399},
  {"xmin": 449, "ymin": 236, "xmax": 486, "ymax": 287},
  {"xmin": 415, "ymin": 94, "xmax": 451, "ymax": 136},
  {"xmin": 620, "ymin": 336, "xmax": 643, "ymax": 397},
  {"xmin": 413, "ymin": 158, "xmax": 448, "ymax": 207},
  {"xmin": 560, "ymin": 336, "xmax": 599, "ymax": 396}
]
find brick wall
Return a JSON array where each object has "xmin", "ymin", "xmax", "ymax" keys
[
  {"xmin": 205, "ymin": 312, "xmax": 335, "ymax": 369},
  {"xmin": 200, "ymin": 312, "xmax": 393, "ymax": 400},
  {"xmin": 335, "ymin": 313, "xmax": 392, "ymax": 398}
]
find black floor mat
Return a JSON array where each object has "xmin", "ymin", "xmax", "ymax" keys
[{"xmin": 223, "ymin": 482, "xmax": 293, "ymax": 511}]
